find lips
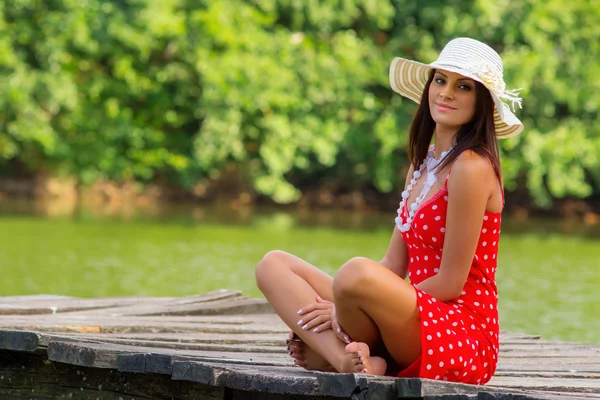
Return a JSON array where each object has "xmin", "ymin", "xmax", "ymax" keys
[{"xmin": 435, "ymin": 103, "xmax": 456, "ymax": 111}]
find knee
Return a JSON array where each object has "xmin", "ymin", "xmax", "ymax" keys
[
  {"xmin": 333, "ymin": 257, "xmax": 372, "ymax": 300},
  {"xmin": 255, "ymin": 250, "xmax": 288, "ymax": 290}
]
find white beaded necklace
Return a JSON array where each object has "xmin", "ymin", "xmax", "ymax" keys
[{"xmin": 395, "ymin": 148, "xmax": 453, "ymax": 232}]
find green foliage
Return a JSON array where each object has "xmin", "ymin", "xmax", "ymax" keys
[{"xmin": 0, "ymin": 0, "xmax": 598, "ymax": 205}]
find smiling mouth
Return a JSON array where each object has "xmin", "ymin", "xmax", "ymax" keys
[{"xmin": 436, "ymin": 103, "xmax": 456, "ymax": 111}]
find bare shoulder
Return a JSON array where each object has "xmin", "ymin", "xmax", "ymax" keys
[{"xmin": 447, "ymin": 150, "xmax": 495, "ymax": 192}]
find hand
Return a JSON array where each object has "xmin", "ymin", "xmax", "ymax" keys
[
  {"xmin": 297, "ymin": 296, "xmax": 334, "ymax": 333},
  {"xmin": 330, "ymin": 305, "xmax": 351, "ymax": 344}
]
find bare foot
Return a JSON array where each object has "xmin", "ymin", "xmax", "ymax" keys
[
  {"xmin": 286, "ymin": 332, "xmax": 335, "ymax": 372},
  {"xmin": 341, "ymin": 342, "xmax": 387, "ymax": 375}
]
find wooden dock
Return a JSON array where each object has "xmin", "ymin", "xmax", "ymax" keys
[{"xmin": 0, "ymin": 290, "xmax": 598, "ymax": 399}]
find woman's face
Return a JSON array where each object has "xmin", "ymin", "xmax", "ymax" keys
[{"xmin": 428, "ymin": 69, "xmax": 477, "ymax": 131}]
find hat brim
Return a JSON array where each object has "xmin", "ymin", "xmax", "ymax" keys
[{"xmin": 389, "ymin": 57, "xmax": 523, "ymax": 139}]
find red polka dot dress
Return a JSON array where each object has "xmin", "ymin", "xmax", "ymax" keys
[{"xmin": 396, "ymin": 178, "xmax": 501, "ymax": 385}]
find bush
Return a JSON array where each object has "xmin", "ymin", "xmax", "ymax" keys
[{"xmin": 0, "ymin": 0, "xmax": 598, "ymax": 206}]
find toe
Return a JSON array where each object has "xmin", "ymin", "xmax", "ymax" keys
[
  {"xmin": 357, "ymin": 343, "xmax": 371, "ymax": 357},
  {"xmin": 344, "ymin": 342, "xmax": 361, "ymax": 354},
  {"xmin": 289, "ymin": 343, "xmax": 302, "ymax": 355}
]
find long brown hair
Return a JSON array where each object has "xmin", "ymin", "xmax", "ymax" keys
[{"xmin": 408, "ymin": 69, "xmax": 502, "ymax": 182}]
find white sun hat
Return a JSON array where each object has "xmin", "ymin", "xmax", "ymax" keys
[{"xmin": 389, "ymin": 37, "xmax": 523, "ymax": 138}]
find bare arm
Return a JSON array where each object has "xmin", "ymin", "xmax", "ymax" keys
[
  {"xmin": 379, "ymin": 164, "xmax": 414, "ymax": 279},
  {"xmin": 415, "ymin": 152, "xmax": 494, "ymax": 301}
]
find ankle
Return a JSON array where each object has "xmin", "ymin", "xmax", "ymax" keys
[{"xmin": 328, "ymin": 353, "xmax": 347, "ymax": 373}]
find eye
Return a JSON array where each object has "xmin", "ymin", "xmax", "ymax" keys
[
  {"xmin": 434, "ymin": 77, "xmax": 446, "ymax": 84},
  {"xmin": 459, "ymin": 84, "xmax": 472, "ymax": 91}
]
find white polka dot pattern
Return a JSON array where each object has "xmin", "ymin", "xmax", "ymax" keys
[{"xmin": 398, "ymin": 180, "xmax": 501, "ymax": 384}]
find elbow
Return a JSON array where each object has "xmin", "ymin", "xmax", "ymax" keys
[
  {"xmin": 442, "ymin": 279, "xmax": 467, "ymax": 302},
  {"xmin": 433, "ymin": 278, "xmax": 465, "ymax": 302},
  {"xmin": 431, "ymin": 288, "xmax": 461, "ymax": 303},
  {"xmin": 444, "ymin": 286, "xmax": 464, "ymax": 302},
  {"xmin": 432, "ymin": 269, "xmax": 468, "ymax": 301},
  {"xmin": 416, "ymin": 272, "xmax": 466, "ymax": 302}
]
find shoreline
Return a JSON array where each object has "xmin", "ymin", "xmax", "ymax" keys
[{"xmin": 0, "ymin": 175, "xmax": 599, "ymax": 225}]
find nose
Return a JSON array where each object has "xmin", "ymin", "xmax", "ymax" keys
[{"xmin": 439, "ymin": 86, "xmax": 454, "ymax": 100}]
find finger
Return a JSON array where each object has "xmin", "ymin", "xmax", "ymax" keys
[
  {"xmin": 316, "ymin": 296, "xmax": 333, "ymax": 304},
  {"xmin": 297, "ymin": 303, "xmax": 331, "ymax": 315},
  {"xmin": 333, "ymin": 318, "xmax": 350, "ymax": 343},
  {"xmin": 331, "ymin": 320, "xmax": 345, "ymax": 341},
  {"xmin": 331, "ymin": 318, "xmax": 340, "ymax": 332},
  {"xmin": 336, "ymin": 329, "xmax": 350, "ymax": 344},
  {"xmin": 297, "ymin": 309, "xmax": 328, "ymax": 328},
  {"xmin": 302, "ymin": 315, "xmax": 328, "ymax": 331},
  {"xmin": 313, "ymin": 320, "xmax": 332, "ymax": 333}
]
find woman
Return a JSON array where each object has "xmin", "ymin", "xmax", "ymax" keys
[{"xmin": 255, "ymin": 38, "xmax": 523, "ymax": 384}]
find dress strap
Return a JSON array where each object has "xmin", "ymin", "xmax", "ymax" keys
[
  {"xmin": 442, "ymin": 153, "xmax": 505, "ymax": 206},
  {"xmin": 441, "ymin": 160, "xmax": 458, "ymax": 189}
]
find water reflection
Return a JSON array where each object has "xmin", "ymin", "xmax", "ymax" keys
[{"xmin": 1, "ymin": 196, "xmax": 599, "ymax": 238}]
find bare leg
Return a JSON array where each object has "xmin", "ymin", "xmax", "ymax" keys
[
  {"xmin": 333, "ymin": 257, "xmax": 422, "ymax": 375},
  {"xmin": 257, "ymin": 252, "xmax": 422, "ymax": 375},
  {"xmin": 256, "ymin": 250, "xmax": 351, "ymax": 372}
]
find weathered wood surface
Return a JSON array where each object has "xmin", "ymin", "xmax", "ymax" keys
[{"xmin": 0, "ymin": 290, "xmax": 598, "ymax": 400}]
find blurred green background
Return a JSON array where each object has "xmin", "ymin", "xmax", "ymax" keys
[
  {"xmin": 0, "ymin": 1, "xmax": 599, "ymax": 344},
  {"xmin": 1, "ymin": 0, "xmax": 599, "ymax": 206}
]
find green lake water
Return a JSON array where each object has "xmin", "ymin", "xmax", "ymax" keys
[{"xmin": 1, "ymin": 201, "xmax": 598, "ymax": 344}]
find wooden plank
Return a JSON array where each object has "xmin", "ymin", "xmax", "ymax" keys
[
  {"xmin": 0, "ymin": 317, "xmax": 289, "ymax": 334},
  {"xmin": 57, "ymin": 336, "xmax": 285, "ymax": 353},
  {"xmin": 11, "ymin": 330, "xmax": 594, "ymax": 385},
  {"xmin": 41, "ymin": 338, "xmax": 600, "ymax": 398},
  {"xmin": 488, "ymin": 376, "xmax": 600, "ymax": 392},
  {"xmin": 28, "ymin": 331, "xmax": 596, "ymax": 354},
  {"xmin": 64, "ymin": 332, "xmax": 288, "ymax": 345},
  {"xmin": 0, "ymin": 349, "xmax": 224, "ymax": 400},
  {"xmin": 172, "ymin": 361, "xmax": 323, "ymax": 396},
  {"xmin": 497, "ymin": 363, "xmax": 600, "ymax": 373},
  {"xmin": 1, "ymin": 293, "xmax": 599, "ymax": 399},
  {"xmin": 0, "ymin": 294, "xmax": 74, "ymax": 303},
  {"xmin": 494, "ymin": 371, "xmax": 600, "ymax": 379},
  {"xmin": 28, "ymin": 331, "xmax": 286, "ymax": 352},
  {"xmin": 79, "ymin": 290, "xmax": 246, "ymax": 316},
  {"xmin": 0, "ymin": 347, "xmax": 584, "ymax": 400},
  {"xmin": 0, "ymin": 297, "xmax": 173, "ymax": 315},
  {"xmin": 125, "ymin": 297, "xmax": 274, "ymax": 316},
  {"xmin": 500, "ymin": 342, "xmax": 600, "ymax": 351},
  {"xmin": 44, "ymin": 337, "xmax": 291, "ymax": 369},
  {"xmin": 512, "ymin": 392, "xmax": 600, "ymax": 400},
  {"xmin": 499, "ymin": 333, "xmax": 542, "ymax": 340},
  {"xmin": 0, "ymin": 330, "xmax": 40, "ymax": 351},
  {"xmin": 19, "ymin": 331, "xmax": 600, "ymax": 367},
  {"xmin": 0, "ymin": 290, "xmax": 244, "ymax": 316}
]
